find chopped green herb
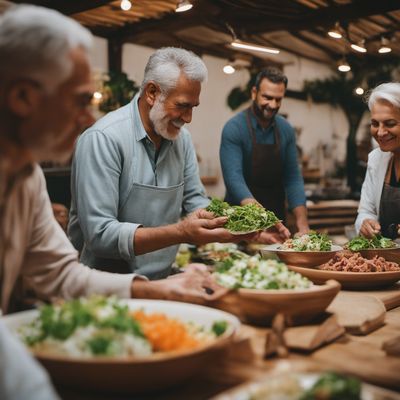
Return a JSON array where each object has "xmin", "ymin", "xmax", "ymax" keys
[
  {"xmin": 206, "ymin": 198, "xmax": 279, "ymax": 233},
  {"xmin": 212, "ymin": 320, "xmax": 228, "ymax": 336}
]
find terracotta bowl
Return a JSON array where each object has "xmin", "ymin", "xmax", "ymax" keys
[
  {"xmin": 2, "ymin": 300, "xmax": 240, "ymax": 394},
  {"xmin": 213, "ymin": 280, "xmax": 340, "ymax": 326},
  {"xmin": 260, "ymin": 244, "xmax": 343, "ymax": 268},
  {"xmin": 356, "ymin": 246, "xmax": 400, "ymax": 263},
  {"xmin": 288, "ymin": 265, "xmax": 400, "ymax": 290}
]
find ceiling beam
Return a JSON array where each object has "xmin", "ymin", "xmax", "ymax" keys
[
  {"xmin": 226, "ymin": 0, "xmax": 400, "ymax": 34},
  {"xmin": 10, "ymin": 0, "xmax": 114, "ymax": 15}
]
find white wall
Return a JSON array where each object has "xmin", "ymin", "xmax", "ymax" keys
[{"xmin": 91, "ymin": 38, "xmax": 350, "ymax": 198}]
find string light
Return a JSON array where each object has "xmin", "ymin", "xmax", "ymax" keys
[
  {"xmin": 350, "ymin": 40, "xmax": 367, "ymax": 53},
  {"xmin": 328, "ymin": 22, "xmax": 343, "ymax": 39},
  {"xmin": 120, "ymin": 0, "xmax": 132, "ymax": 11},
  {"xmin": 378, "ymin": 37, "xmax": 392, "ymax": 54},
  {"xmin": 338, "ymin": 58, "xmax": 351, "ymax": 72},
  {"xmin": 355, "ymin": 87, "xmax": 364, "ymax": 95},
  {"xmin": 223, "ymin": 63, "xmax": 235, "ymax": 74},
  {"xmin": 175, "ymin": 0, "xmax": 193, "ymax": 12}
]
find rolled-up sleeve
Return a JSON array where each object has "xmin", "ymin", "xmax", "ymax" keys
[
  {"xmin": 71, "ymin": 131, "xmax": 140, "ymax": 260},
  {"xmin": 181, "ymin": 132, "xmax": 210, "ymax": 214}
]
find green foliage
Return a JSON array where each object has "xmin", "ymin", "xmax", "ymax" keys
[
  {"xmin": 226, "ymin": 71, "xmax": 257, "ymax": 110},
  {"xmin": 345, "ymin": 234, "xmax": 396, "ymax": 251},
  {"xmin": 300, "ymin": 371, "xmax": 361, "ymax": 400},
  {"xmin": 99, "ymin": 71, "xmax": 139, "ymax": 113}
]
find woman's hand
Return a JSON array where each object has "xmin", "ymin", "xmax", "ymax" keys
[
  {"xmin": 131, "ymin": 264, "xmax": 228, "ymax": 305},
  {"xmin": 359, "ymin": 218, "xmax": 381, "ymax": 238}
]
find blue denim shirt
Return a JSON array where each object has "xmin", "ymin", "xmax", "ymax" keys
[
  {"xmin": 220, "ymin": 110, "xmax": 306, "ymax": 210},
  {"xmin": 68, "ymin": 94, "xmax": 209, "ymax": 277}
]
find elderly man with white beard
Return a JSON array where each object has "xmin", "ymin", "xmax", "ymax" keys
[{"xmin": 68, "ymin": 47, "xmax": 253, "ymax": 278}]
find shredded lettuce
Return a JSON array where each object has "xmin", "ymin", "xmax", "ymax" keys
[
  {"xmin": 207, "ymin": 198, "xmax": 279, "ymax": 233},
  {"xmin": 346, "ymin": 234, "xmax": 396, "ymax": 251}
]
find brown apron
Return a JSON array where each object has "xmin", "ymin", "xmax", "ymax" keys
[
  {"xmin": 378, "ymin": 156, "xmax": 400, "ymax": 239},
  {"xmin": 245, "ymin": 108, "xmax": 286, "ymax": 221}
]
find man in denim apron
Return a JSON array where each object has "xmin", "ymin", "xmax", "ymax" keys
[{"xmin": 69, "ymin": 48, "xmax": 253, "ymax": 279}]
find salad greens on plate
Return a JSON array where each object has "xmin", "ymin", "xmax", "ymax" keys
[
  {"xmin": 206, "ymin": 198, "xmax": 279, "ymax": 234},
  {"xmin": 345, "ymin": 234, "xmax": 396, "ymax": 251},
  {"xmin": 213, "ymin": 255, "xmax": 312, "ymax": 290},
  {"xmin": 280, "ymin": 231, "xmax": 332, "ymax": 251}
]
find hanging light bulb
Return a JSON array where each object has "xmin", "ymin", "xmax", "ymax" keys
[
  {"xmin": 223, "ymin": 62, "xmax": 235, "ymax": 74},
  {"xmin": 338, "ymin": 58, "xmax": 351, "ymax": 72},
  {"xmin": 355, "ymin": 87, "xmax": 364, "ymax": 95},
  {"xmin": 350, "ymin": 40, "xmax": 367, "ymax": 53},
  {"xmin": 328, "ymin": 22, "xmax": 343, "ymax": 39},
  {"xmin": 378, "ymin": 37, "xmax": 392, "ymax": 54},
  {"xmin": 175, "ymin": 0, "xmax": 193, "ymax": 12},
  {"xmin": 120, "ymin": 0, "xmax": 132, "ymax": 11}
]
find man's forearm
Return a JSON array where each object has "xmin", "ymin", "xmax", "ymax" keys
[
  {"xmin": 133, "ymin": 224, "xmax": 185, "ymax": 255},
  {"xmin": 293, "ymin": 205, "xmax": 309, "ymax": 233}
]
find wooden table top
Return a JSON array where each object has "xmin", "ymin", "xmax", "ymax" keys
[{"xmin": 57, "ymin": 301, "xmax": 400, "ymax": 400}]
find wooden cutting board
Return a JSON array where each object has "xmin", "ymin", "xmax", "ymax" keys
[
  {"xmin": 327, "ymin": 292, "xmax": 386, "ymax": 335},
  {"xmin": 344, "ymin": 283, "xmax": 400, "ymax": 311}
]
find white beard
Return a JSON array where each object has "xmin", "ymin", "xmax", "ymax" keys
[{"xmin": 149, "ymin": 98, "xmax": 184, "ymax": 140}]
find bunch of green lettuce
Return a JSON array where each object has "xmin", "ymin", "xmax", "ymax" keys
[
  {"xmin": 206, "ymin": 198, "xmax": 279, "ymax": 233},
  {"xmin": 346, "ymin": 234, "xmax": 396, "ymax": 251},
  {"xmin": 300, "ymin": 371, "xmax": 361, "ymax": 400}
]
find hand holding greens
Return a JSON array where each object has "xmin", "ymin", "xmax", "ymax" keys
[
  {"xmin": 345, "ymin": 234, "xmax": 396, "ymax": 251},
  {"xmin": 206, "ymin": 198, "xmax": 280, "ymax": 233}
]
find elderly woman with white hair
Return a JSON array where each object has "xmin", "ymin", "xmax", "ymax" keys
[{"xmin": 355, "ymin": 82, "xmax": 400, "ymax": 239}]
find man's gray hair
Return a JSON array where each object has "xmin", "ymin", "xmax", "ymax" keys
[
  {"xmin": 367, "ymin": 82, "xmax": 400, "ymax": 110},
  {"xmin": 0, "ymin": 4, "xmax": 92, "ymax": 90},
  {"xmin": 140, "ymin": 47, "xmax": 208, "ymax": 95}
]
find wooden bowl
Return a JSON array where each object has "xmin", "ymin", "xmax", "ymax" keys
[
  {"xmin": 261, "ymin": 244, "xmax": 343, "ymax": 267},
  {"xmin": 213, "ymin": 280, "xmax": 340, "ymax": 326},
  {"xmin": 288, "ymin": 265, "xmax": 400, "ymax": 290},
  {"xmin": 357, "ymin": 246, "xmax": 400, "ymax": 263},
  {"xmin": 2, "ymin": 300, "xmax": 239, "ymax": 394}
]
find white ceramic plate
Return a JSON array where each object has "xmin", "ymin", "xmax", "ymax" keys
[{"xmin": 211, "ymin": 371, "xmax": 400, "ymax": 400}]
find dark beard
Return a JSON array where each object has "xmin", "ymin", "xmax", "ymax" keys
[{"xmin": 252, "ymin": 101, "xmax": 277, "ymax": 123}]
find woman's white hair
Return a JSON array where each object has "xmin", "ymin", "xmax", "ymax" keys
[
  {"xmin": 0, "ymin": 4, "xmax": 92, "ymax": 91},
  {"xmin": 367, "ymin": 82, "xmax": 400, "ymax": 110},
  {"xmin": 140, "ymin": 47, "xmax": 208, "ymax": 95}
]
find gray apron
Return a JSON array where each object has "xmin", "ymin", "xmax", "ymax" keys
[
  {"xmin": 378, "ymin": 157, "xmax": 400, "ymax": 239},
  {"xmin": 80, "ymin": 141, "xmax": 184, "ymax": 280}
]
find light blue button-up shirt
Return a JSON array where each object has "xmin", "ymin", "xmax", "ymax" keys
[{"xmin": 68, "ymin": 94, "xmax": 209, "ymax": 278}]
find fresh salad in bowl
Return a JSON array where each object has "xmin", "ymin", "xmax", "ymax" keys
[
  {"xmin": 213, "ymin": 255, "xmax": 312, "ymax": 290},
  {"xmin": 345, "ymin": 234, "xmax": 396, "ymax": 251},
  {"xmin": 18, "ymin": 296, "xmax": 228, "ymax": 358},
  {"xmin": 280, "ymin": 231, "xmax": 332, "ymax": 251}
]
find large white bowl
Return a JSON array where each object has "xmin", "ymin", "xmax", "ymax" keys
[{"xmin": 2, "ymin": 299, "xmax": 240, "ymax": 394}]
